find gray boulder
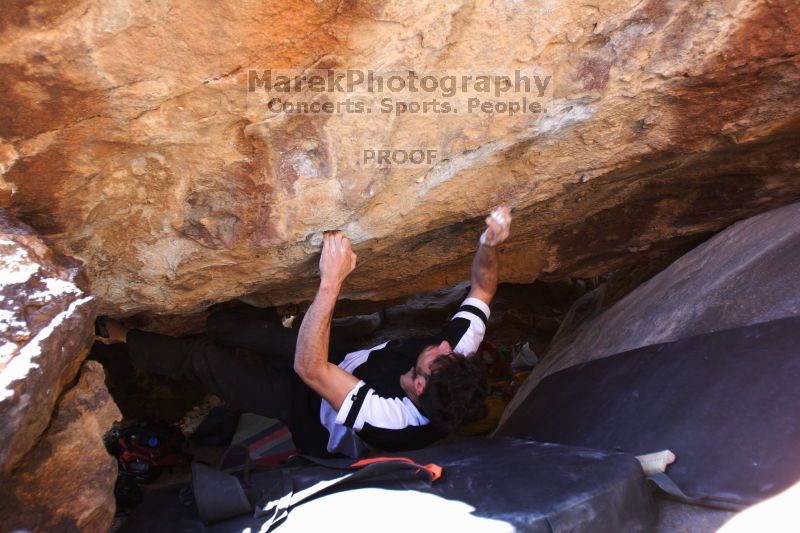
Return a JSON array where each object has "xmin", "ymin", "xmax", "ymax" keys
[{"xmin": 499, "ymin": 201, "xmax": 800, "ymax": 430}]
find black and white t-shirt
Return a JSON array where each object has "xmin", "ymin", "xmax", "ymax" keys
[{"xmin": 319, "ymin": 297, "xmax": 490, "ymax": 457}]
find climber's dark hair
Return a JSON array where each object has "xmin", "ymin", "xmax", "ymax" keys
[{"xmin": 417, "ymin": 352, "xmax": 488, "ymax": 432}]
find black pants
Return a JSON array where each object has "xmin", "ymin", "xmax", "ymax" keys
[{"xmin": 126, "ymin": 305, "xmax": 344, "ymax": 456}]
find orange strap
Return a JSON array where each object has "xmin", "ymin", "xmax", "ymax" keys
[{"xmin": 350, "ymin": 457, "xmax": 443, "ymax": 482}]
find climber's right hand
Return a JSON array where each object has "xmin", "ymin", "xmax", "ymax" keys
[{"xmin": 319, "ymin": 230, "xmax": 357, "ymax": 289}]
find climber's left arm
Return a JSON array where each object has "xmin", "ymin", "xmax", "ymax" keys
[{"xmin": 467, "ymin": 206, "xmax": 512, "ymax": 306}]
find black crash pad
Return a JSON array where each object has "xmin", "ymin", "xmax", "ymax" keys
[
  {"xmin": 121, "ymin": 438, "xmax": 655, "ymax": 532},
  {"xmin": 496, "ymin": 315, "xmax": 800, "ymax": 508}
]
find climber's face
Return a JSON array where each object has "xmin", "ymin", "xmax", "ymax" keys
[{"xmin": 400, "ymin": 340, "xmax": 452, "ymax": 399}]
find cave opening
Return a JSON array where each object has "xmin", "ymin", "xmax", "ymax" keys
[
  {"xmin": 88, "ymin": 241, "xmax": 687, "ymax": 528},
  {"xmin": 89, "ymin": 276, "xmax": 620, "ymax": 429}
]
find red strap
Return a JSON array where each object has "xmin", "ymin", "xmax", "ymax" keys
[
  {"xmin": 422, "ymin": 463, "xmax": 443, "ymax": 481},
  {"xmin": 350, "ymin": 457, "xmax": 443, "ymax": 482}
]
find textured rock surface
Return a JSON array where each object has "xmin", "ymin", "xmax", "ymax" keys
[
  {"xmin": 0, "ymin": 360, "xmax": 121, "ymax": 533},
  {"xmin": 0, "ymin": 211, "xmax": 116, "ymax": 532},
  {"xmin": 498, "ymin": 200, "xmax": 800, "ymax": 430},
  {"xmin": 0, "ymin": 209, "xmax": 97, "ymax": 474},
  {"xmin": 1, "ymin": 0, "xmax": 800, "ymax": 317}
]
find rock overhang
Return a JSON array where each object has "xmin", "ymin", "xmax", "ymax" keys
[{"xmin": 0, "ymin": 0, "xmax": 798, "ymax": 317}]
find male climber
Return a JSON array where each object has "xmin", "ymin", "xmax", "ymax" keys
[{"xmin": 99, "ymin": 207, "xmax": 512, "ymax": 457}]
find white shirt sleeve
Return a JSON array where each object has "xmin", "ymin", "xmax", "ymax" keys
[{"xmin": 449, "ymin": 296, "xmax": 490, "ymax": 356}]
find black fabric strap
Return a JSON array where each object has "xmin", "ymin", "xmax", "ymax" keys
[
  {"xmin": 254, "ymin": 458, "xmax": 438, "ymax": 531},
  {"xmin": 254, "ymin": 457, "xmax": 434, "ymax": 532},
  {"xmin": 344, "ymin": 385, "xmax": 370, "ymax": 428},
  {"xmin": 457, "ymin": 304, "xmax": 488, "ymax": 325},
  {"xmin": 647, "ymin": 473, "xmax": 749, "ymax": 511},
  {"xmin": 192, "ymin": 463, "xmax": 253, "ymax": 524}
]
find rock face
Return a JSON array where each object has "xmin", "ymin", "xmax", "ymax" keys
[
  {"xmin": 0, "ymin": 210, "xmax": 97, "ymax": 474},
  {"xmin": 0, "ymin": 211, "xmax": 120, "ymax": 532},
  {"xmin": 0, "ymin": 361, "xmax": 121, "ymax": 533},
  {"xmin": 498, "ymin": 201, "xmax": 800, "ymax": 430},
  {"xmin": 1, "ymin": 1, "xmax": 800, "ymax": 317}
]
